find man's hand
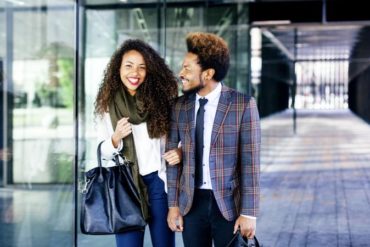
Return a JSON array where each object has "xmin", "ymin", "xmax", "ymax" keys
[
  {"xmin": 163, "ymin": 148, "xmax": 182, "ymax": 166},
  {"xmin": 234, "ymin": 216, "xmax": 256, "ymax": 239},
  {"xmin": 167, "ymin": 207, "xmax": 183, "ymax": 232}
]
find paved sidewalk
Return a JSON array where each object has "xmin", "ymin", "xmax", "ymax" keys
[{"xmin": 257, "ymin": 109, "xmax": 370, "ymax": 247}]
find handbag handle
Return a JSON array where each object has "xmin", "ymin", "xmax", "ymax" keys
[
  {"xmin": 112, "ymin": 153, "xmax": 142, "ymax": 204},
  {"xmin": 227, "ymin": 230, "xmax": 261, "ymax": 247},
  {"xmin": 248, "ymin": 236, "xmax": 260, "ymax": 247},
  {"xmin": 96, "ymin": 141, "xmax": 104, "ymax": 182},
  {"xmin": 96, "ymin": 141, "xmax": 131, "ymax": 182}
]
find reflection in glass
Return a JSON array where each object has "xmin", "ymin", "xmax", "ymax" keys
[
  {"xmin": 79, "ymin": 5, "xmax": 162, "ymax": 246},
  {"xmin": 165, "ymin": 3, "xmax": 250, "ymax": 94},
  {"xmin": 78, "ymin": 3, "xmax": 251, "ymax": 246},
  {"xmin": 0, "ymin": 1, "xmax": 75, "ymax": 246}
]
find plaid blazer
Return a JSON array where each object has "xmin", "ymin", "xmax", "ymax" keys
[{"xmin": 166, "ymin": 85, "xmax": 261, "ymax": 221}]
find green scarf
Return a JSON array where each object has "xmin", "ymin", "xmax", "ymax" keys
[{"xmin": 109, "ymin": 87, "xmax": 149, "ymax": 220}]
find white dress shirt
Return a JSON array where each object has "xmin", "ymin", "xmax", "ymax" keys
[{"xmin": 195, "ymin": 83, "xmax": 222, "ymax": 190}]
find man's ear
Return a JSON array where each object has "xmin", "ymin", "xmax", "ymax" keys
[{"xmin": 202, "ymin": 68, "xmax": 216, "ymax": 81}]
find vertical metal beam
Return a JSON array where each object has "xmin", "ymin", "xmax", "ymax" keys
[
  {"xmin": 292, "ymin": 28, "xmax": 297, "ymax": 134},
  {"xmin": 205, "ymin": 0, "xmax": 208, "ymax": 31},
  {"xmin": 160, "ymin": 0, "xmax": 167, "ymax": 57},
  {"xmin": 246, "ymin": 4, "xmax": 252, "ymax": 97},
  {"xmin": 73, "ymin": 0, "xmax": 84, "ymax": 245},
  {"xmin": 247, "ymin": 23, "xmax": 252, "ymax": 96},
  {"xmin": 4, "ymin": 1, "xmax": 14, "ymax": 186},
  {"xmin": 322, "ymin": 0, "xmax": 327, "ymax": 24},
  {"xmin": 0, "ymin": 59, "xmax": 3, "ymax": 186}
]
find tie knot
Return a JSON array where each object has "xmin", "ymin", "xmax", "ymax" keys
[{"xmin": 199, "ymin": 98, "xmax": 208, "ymax": 107}]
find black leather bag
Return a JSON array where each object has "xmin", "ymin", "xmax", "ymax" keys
[
  {"xmin": 227, "ymin": 230, "xmax": 261, "ymax": 247},
  {"xmin": 80, "ymin": 141, "xmax": 146, "ymax": 235}
]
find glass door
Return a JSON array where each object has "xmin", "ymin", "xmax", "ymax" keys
[{"xmin": 0, "ymin": 1, "xmax": 75, "ymax": 246}]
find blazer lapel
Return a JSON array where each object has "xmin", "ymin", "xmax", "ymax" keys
[
  {"xmin": 211, "ymin": 86, "xmax": 232, "ymax": 146},
  {"xmin": 185, "ymin": 93, "xmax": 196, "ymax": 143}
]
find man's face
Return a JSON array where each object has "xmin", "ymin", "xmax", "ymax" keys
[{"xmin": 179, "ymin": 52, "xmax": 205, "ymax": 94}]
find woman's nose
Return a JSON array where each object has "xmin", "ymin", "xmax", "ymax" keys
[{"xmin": 132, "ymin": 67, "xmax": 140, "ymax": 74}]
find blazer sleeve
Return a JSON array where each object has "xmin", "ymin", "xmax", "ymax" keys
[
  {"xmin": 166, "ymin": 101, "xmax": 183, "ymax": 207},
  {"xmin": 240, "ymin": 97, "xmax": 261, "ymax": 217}
]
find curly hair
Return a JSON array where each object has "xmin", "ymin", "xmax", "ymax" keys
[
  {"xmin": 95, "ymin": 39, "xmax": 178, "ymax": 138},
  {"xmin": 186, "ymin": 32, "xmax": 230, "ymax": 81}
]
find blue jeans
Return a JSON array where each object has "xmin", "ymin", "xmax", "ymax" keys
[{"xmin": 116, "ymin": 171, "xmax": 175, "ymax": 247}]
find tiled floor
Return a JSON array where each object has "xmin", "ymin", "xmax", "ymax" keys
[
  {"xmin": 1, "ymin": 109, "xmax": 370, "ymax": 246},
  {"xmin": 258, "ymin": 109, "xmax": 370, "ymax": 246}
]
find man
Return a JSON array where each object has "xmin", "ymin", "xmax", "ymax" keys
[{"xmin": 164, "ymin": 32, "xmax": 261, "ymax": 247}]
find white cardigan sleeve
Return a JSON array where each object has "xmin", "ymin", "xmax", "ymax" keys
[{"xmin": 95, "ymin": 112, "xmax": 123, "ymax": 162}]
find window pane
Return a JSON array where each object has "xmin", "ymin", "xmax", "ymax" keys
[
  {"xmin": 165, "ymin": 5, "xmax": 206, "ymax": 83},
  {"xmin": 0, "ymin": 1, "xmax": 75, "ymax": 246},
  {"xmin": 165, "ymin": 3, "xmax": 250, "ymax": 94},
  {"xmin": 78, "ymin": 4, "xmax": 161, "ymax": 246}
]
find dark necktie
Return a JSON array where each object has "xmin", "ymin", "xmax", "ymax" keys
[{"xmin": 195, "ymin": 98, "xmax": 208, "ymax": 187}]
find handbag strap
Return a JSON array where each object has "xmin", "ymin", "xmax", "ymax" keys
[
  {"xmin": 251, "ymin": 236, "xmax": 260, "ymax": 247},
  {"xmin": 97, "ymin": 141, "xmax": 104, "ymax": 182}
]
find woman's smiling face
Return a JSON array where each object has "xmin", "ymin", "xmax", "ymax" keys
[{"xmin": 119, "ymin": 49, "xmax": 147, "ymax": 95}]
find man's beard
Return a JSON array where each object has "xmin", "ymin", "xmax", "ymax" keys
[{"xmin": 181, "ymin": 76, "xmax": 205, "ymax": 95}]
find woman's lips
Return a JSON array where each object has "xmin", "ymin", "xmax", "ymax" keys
[{"xmin": 128, "ymin": 77, "xmax": 140, "ymax": 85}]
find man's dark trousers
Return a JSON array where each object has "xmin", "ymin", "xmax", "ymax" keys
[{"xmin": 182, "ymin": 189, "xmax": 235, "ymax": 247}]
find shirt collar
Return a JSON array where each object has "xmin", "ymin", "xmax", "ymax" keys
[{"xmin": 196, "ymin": 82, "xmax": 222, "ymax": 103}]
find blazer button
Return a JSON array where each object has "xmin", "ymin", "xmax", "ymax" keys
[{"xmin": 191, "ymin": 174, "xmax": 194, "ymax": 178}]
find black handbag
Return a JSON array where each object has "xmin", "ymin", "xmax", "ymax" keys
[
  {"xmin": 80, "ymin": 141, "xmax": 146, "ymax": 235},
  {"xmin": 227, "ymin": 230, "xmax": 261, "ymax": 247}
]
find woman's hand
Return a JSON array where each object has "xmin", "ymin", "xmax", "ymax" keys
[
  {"xmin": 163, "ymin": 147, "xmax": 182, "ymax": 166},
  {"xmin": 111, "ymin": 117, "xmax": 132, "ymax": 148}
]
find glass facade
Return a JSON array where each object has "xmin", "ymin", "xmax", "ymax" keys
[
  {"xmin": 2, "ymin": 0, "xmax": 370, "ymax": 246},
  {"xmin": 1, "ymin": 1, "xmax": 251, "ymax": 246},
  {"xmin": 0, "ymin": 0, "xmax": 75, "ymax": 246},
  {"xmin": 78, "ymin": 1, "xmax": 251, "ymax": 245}
]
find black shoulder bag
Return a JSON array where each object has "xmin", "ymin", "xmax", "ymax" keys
[{"xmin": 80, "ymin": 141, "xmax": 146, "ymax": 234}]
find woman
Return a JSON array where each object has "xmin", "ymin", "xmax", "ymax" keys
[{"xmin": 94, "ymin": 39, "xmax": 180, "ymax": 247}]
